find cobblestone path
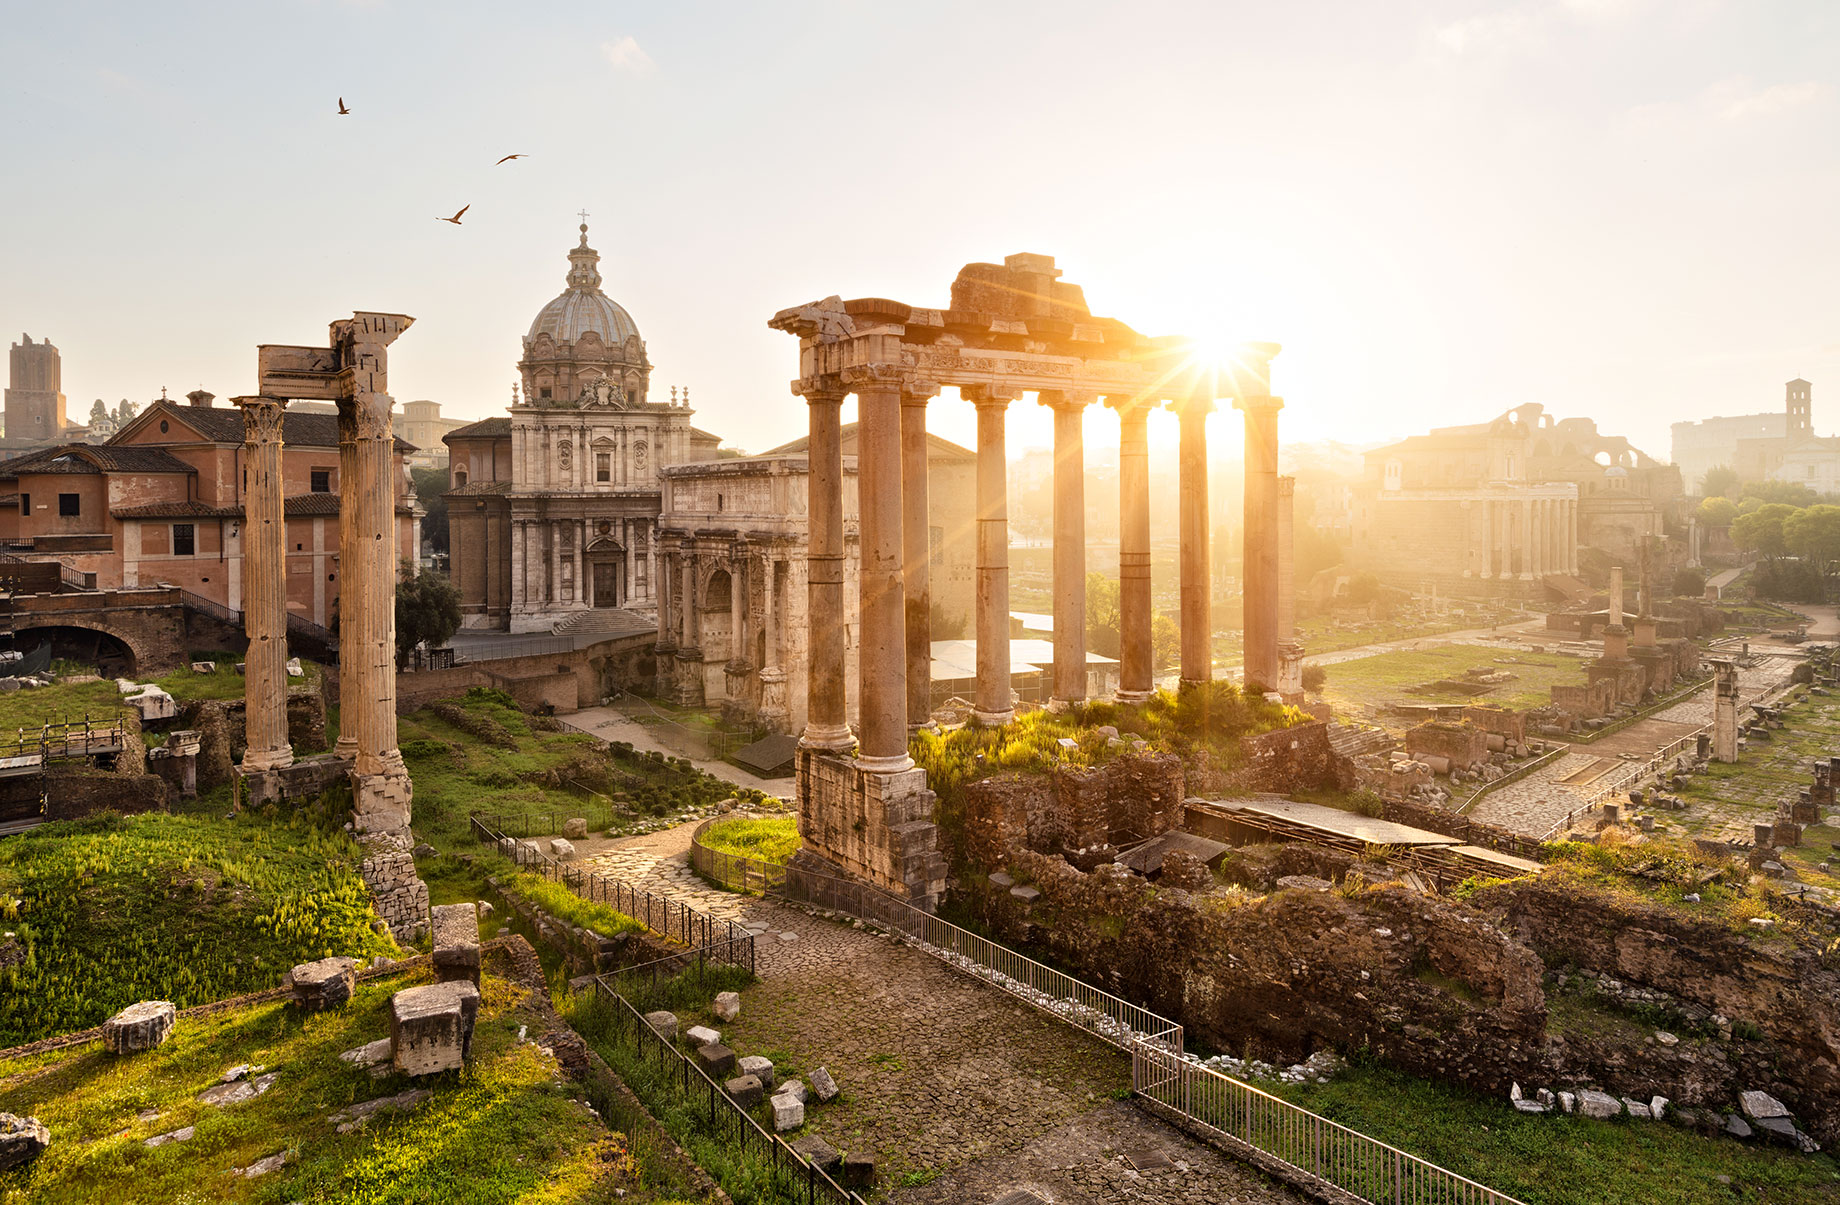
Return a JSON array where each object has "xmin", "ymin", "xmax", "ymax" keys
[
  {"xmin": 1470, "ymin": 655, "xmax": 1803, "ymax": 837},
  {"xmin": 585, "ymin": 822, "xmax": 1302, "ymax": 1202}
]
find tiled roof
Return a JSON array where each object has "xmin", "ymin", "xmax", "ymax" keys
[
  {"xmin": 0, "ymin": 443, "xmax": 197, "ymax": 478},
  {"xmin": 119, "ymin": 400, "xmax": 416, "ymax": 452},
  {"xmin": 444, "ymin": 416, "xmax": 511, "ymax": 442}
]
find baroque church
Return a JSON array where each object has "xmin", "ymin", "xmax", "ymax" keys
[{"xmin": 445, "ymin": 221, "xmax": 721, "ymax": 632}]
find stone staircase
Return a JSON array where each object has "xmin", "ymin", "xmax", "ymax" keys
[{"xmin": 551, "ymin": 608, "xmax": 655, "ymax": 639}]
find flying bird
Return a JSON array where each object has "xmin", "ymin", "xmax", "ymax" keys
[
  {"xmin": 438, "ymin": 204, "xmax": 470, "ymax": 226},
  {"xmin": 337, "ymin": 97, "xmax": 349, "ymax": 115},
  {"xmin": 495, "ymin": 153, "xmax": 527, "ymax": 165}
]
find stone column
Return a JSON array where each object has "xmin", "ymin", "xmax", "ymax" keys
[
  {"xmin": 1478, "ymin": 498, "xmax": 1494, "ymax": 579},
  {"xmin": 1236, "ymin": 394, "xmax": 1284, "ymax": 690},
  {"xmin": 1277, "ymin": 475, "xmax": 1296, "ymax": 640},
  {"xmin": 802, "ymin": 384, "xmax": 852, "ymax": 749},
  {"xmin": 968, "ymin": 385, "xmax": 1019, "ymax": 725},
  {"xmin": 235, "ymin": 395, "xmax": 293, "ymax": 772},
  {"xmin": 852, "ymin": 371, "xmax": 912, "ymax": 770},
  {"xmin": 334, "ymin": 312, "xmax": 414, "ymax": 829},
  {"xmin": 1110, "ymin": 396, "xmax": 1154, "ymax": 703},
  {"xmin": 1043, "ymin": 390, "xmax": 1091, "ymax": 705},
  {"xmin": 901, "ymin": 379, "xmax": 939, "ymax": 730}
]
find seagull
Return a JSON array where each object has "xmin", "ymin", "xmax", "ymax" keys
[
  {"xmin": 337, "ymin": 97, "xmax": 349, "ymax": 115},
  {"xmin": 495, "ymin": 153, "xmax": 527, "ymax": 165},
  {"xmin": 438, "ymin": 204, "xmax": 470, "ymax": 226}
]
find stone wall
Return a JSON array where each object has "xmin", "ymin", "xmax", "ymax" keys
[{"xmin": 961, "ymin": 753, "xmax": 1185, "ymax": 866}]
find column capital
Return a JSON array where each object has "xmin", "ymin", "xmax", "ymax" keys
[
  {"xmin": 963, "ymin": 384, "xmax": 1023, "ymax": 409},
  {"xmin": 1038, "ymin": 389, "xmax": 1099, "ymax": 411}
]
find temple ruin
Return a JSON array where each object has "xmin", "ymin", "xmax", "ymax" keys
[{"xmin": 770, "ymin": 254, "xmax": 1280, "ymax": 906}]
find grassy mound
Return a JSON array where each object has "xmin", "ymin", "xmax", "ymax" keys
[{"xmin": 0, "ymin": 812, "xmax": 396, "ymax": 1046}]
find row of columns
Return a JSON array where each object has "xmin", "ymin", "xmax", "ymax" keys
[
  {"xmin": 1475, "ymin": 495, "xmax": 1579, "ymax": 579},
  {"xmin": 800, "ymin": 375, "xmax": 1283, "ymax": 762}
]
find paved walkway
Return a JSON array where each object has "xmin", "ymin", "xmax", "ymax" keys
[
  {"xmin": 1469, "ymin": 655, "xmax": 1803, "ymax": 835},
  {"xmin": 583, "ymin": 821, "xmax": 1302, "ymax": 1202}
]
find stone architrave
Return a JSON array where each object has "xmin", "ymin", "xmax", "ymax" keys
[
  {"xmin": 1043, "ymin": 390, "xmax": 1092, "ymax": 705},
  {"xmin": 1109, "ymin": 395, "xmax": 1154, "ymax": 703},
  {"xmin": 233, "ymin": 395, "xmax": 293, "ymax": 774},
  {"xmin": 900, "ymin": 377, "xmax": 940, "ymax": 730},
  {"xmin": 800, "ymin": 384, "xmax": 852, "ymax": 750},
  {"xmin": 848, "ymin": 366, "xmax": 912, "ymax": 770},
  {"xmin": 967, "ymin": 384, "xmax": 1019, "ymax": 725}
]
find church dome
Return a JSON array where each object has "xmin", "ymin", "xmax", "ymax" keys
[{"xmin": 526, "ymin": 223, "xmax": 641, "ymax": 346}]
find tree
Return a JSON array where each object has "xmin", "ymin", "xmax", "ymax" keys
[
  {"xmin": 1786, "ymin": 504, "xmax": 1840, "ymax": 579},
  {"xmin": 1730, "ymin": 503, "xmax": 1799, "ymax": 562},
  {"xmin": 1696, "ymin": 496, "xmax": 1738, "ymax": 528},
  {"xmin": 1699, "ymin": 466, "xmax": 1739, "ymax": 498},
  {"xmin": 410, "ymin": 466, "xmax": 450, "ymax": 554},
  {"xmin": 395, "ymin": 568, "xmax": 461, "ymax": 667}
]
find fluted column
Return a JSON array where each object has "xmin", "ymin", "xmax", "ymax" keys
[
  {"xmin": 235, "ymin": 395, "xmax": 293, "ymax": 771},
  {"xmin": 1043, "ymin": 390, "xmax": 1092, "ymax": 705},
  {"xmin": 1237, "ymin": 395, "xmax": 1284, "ymax": 689},
  {"xmin": 901, "ymin": 378, "xmax": 939, "ymax": 730},
  {"xmin": 1110, "ymin": 396, "xmax": 1154, "ymax": 703},
  {"xmin": 852, "ymin": 371, "xmax": 912, "ymax": 770},
  {"xmin": 968, "ymin": 385, "xmax": 1019, "ymax": 725},
  {"xmin": 802, "ymin": 384, "xmax": 852, "ymax": 749}
]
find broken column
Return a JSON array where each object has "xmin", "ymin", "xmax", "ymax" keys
[
  {"xmin": 851, "ymin": 368, "xmax": 911, "ymax": 771},
  {"xmin": 1111, "ymin": 394, "xmax": 1154, "ymax": 703},
  {"xmin": 801, "ymin": 382, "xmax": 852, "ymax": 750},
  {"xmin": 901, "ymin": 378, "xmax": 939, "ymax": 730},
  {"xmin": 235, "ymin": 395, "xmax": 293, "ymax": 780},
  {"xmin": 1712, "ymin": 658, "xmax": 1740, "ymax": 763},
  {"xmin": 969, "ymin": 385, "xmax": 1017, "ymax": 724},
  {"xmin": 1044, "ymin": 390, "xmax": 1091, "ymax": 705}
]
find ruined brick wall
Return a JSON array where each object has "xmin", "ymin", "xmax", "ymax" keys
[{"xmin": 961, "ymin": 753, "xmax": 1185, "ymax": 867}]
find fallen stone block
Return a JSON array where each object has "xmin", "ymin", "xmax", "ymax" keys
[
  {"xmin": 725, "ymin": 1073, "xmax": 765, "ymax": 1109},
  {"xmin": 390, "ymin": 981, "xmax": 481, "ymax": 1076},
  {"xmin": 644, "ymin": 1011, "xmax": 679, "ymax": 1041},
  {"xmin": 810, "ymin": 1065, "xmax": 839, "ymax": 1102},
  {"xmin": 0, "ymin": 1113, "xmax": 49, "ymax": 1171},
  {"xmin": 102, "ymin": 1000, "xmax": 176, "ymax": 1055},
  {"xmin": 712, "ymin": 991, "xmax": 741, "ymax": 1022},
  {"xmin": 1576, "ymin": 1089, "xmax": 1621, "ymax": 1119},
  {"xmin": 286, "ymin": 957, "xmax": 358, "ymax": 1012},
  {"xmin": 685, "ymin": 1024, "xmax": 720, "ymax": 1048},
  {"xmin": 790, "ymin": 1134, "xmax": 841, "ymax": 1176},
  {"xmin": 771, "ymin": 1093, "xmax": 805, "ymax": 1131},
  {"xmin": 737, "ymin": 1054, "xmax": 775, "ymax": 1090},
  {"xmin": 431, "ymin": 903, "xmax": 482, "ymax": 988},
  {"xmin": 695, "ymin": 1043, "xmax": 736, "ymax": 1077},
  {"xmin": 563, "ymin": 817, "xmax": 589, "ymax": 840}
]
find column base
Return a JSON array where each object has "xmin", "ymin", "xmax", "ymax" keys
[
  {"xmin": 972, "ymin": 709, "xmax": 1015, "ymax": 727},
  {"xmin": 800, "ymin": 724, "xmax": 855, "ymax": 752},
  {"xmin": 1112, "ymin": 688, "xmax": 1154, "ymax": 705}
]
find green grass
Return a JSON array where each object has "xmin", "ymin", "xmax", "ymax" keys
[
  {"xmin": 0, "ymin": 811, "xmax": 398, "ymax": 1046},
  {"xmin": 0, "ymin": 964, "xmax": 706, "ymax": 1204},
  {"xmin": 696, "ymin": 817, "xmax": 800, "ymax": 866},
  {"xmin": 1275, "ymin": 1062, "xmax": 1840, "ymax": 1205}
]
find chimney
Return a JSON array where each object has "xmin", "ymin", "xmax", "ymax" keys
[{"xmin": 186, "ymin": 389, "xmax": 214, "ymax": 408}]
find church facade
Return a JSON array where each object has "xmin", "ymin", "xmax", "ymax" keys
[{"xmin": 446, "ymin": 222, "xmax": 720, "ymax": 632}]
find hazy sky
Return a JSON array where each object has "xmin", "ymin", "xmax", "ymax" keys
[{"xmin": 3, "ymin": 1, "xmax": 1836, "ymax": 465}]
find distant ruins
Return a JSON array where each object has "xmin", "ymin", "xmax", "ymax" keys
[{"xmin": 770, "ymin": 253, "xmax": 1281, "ymax": 907}]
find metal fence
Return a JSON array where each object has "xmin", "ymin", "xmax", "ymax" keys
[
  {"xmin": 1134, "ymin": 1045, "xmax": 1526, "ymax": 1205},
  {"xmin": 589, "ymin": 985, "xmax": 866, "ymax": 1204},
  {"xmin": 470, "ymin": 812, "xmax": 753, "ymax": 971}
]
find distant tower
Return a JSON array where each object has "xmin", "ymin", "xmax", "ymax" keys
[
  {"xmin": 1787, "ymin": 378, "xmax": 1812, "ymax": 438},
  {"xmin": 5, "ymin": 334, "xmax": 68, "ymax": 445}
]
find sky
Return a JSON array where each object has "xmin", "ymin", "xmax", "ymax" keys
[{"xmin": 3, "ymin": 0, "xmax": 1837, "ymax": 467}]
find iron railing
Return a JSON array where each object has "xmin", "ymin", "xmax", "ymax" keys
[
  {"xmin": 589, "ymin": 985, "xmax": 866, "ymax": 1204},
  {"xmin": 469, "ymin": 812, "xmax": 753, "ymax": 971},
  {"xmin": 689, "ymin": 844, "xmax": 1528, "ymax": 1205}
]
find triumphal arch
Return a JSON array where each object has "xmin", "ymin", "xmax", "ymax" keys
[{"xmin": 771, "ymin": 253, "xmax": 1282, "ymax": 909}]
